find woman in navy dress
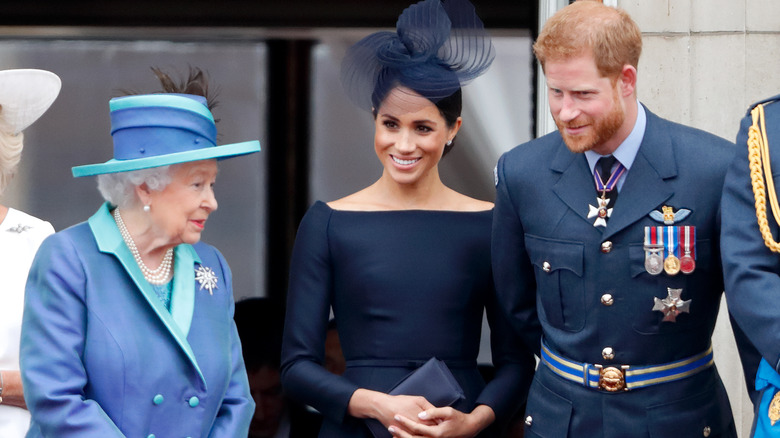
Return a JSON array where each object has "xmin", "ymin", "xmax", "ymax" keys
[{"xmin": 281, "ymin": 1, "xmax": 535, "ymax": 437}]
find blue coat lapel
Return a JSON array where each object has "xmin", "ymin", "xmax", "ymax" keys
[
  {"xmin": 550, "ymin": 108, "xmax": 676, "ymax": 239},
  {"xmin": 87, "ymin": 203, "xmax": 206, "ymax": 386},
  {"xmin": 551, "ymin": 142, "xmax": 596, "ymax": 225},
  {"xmin": 603, "ymin": 109, "xmax": 676, "ymax": 240}
]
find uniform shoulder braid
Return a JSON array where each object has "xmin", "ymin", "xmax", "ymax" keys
[{"xmin": 747, "ymin": 94, "xmax": 780, "ymax": 253}]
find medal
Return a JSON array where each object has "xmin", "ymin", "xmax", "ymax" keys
[
  {"xmin": 587, "ymin": 159, "xmax": 626, "ymax": 227},
  {"xmin": 588, "ymin": 195, "xmax": 612, "ymax": 228},
  {"xmin": 663, "ymin": 226, "xmax": 680, "ymax": 276},
  {"xmin": 646, "ymin": 251, "xmax": 664, "ymax": 275},
  {"xmin": 644, "ymin": 226, "xmax": 664, "ymax": 275},
  {"xmin": 679, "ymin": 225, "xmax": 696, "ymax": 274},
  {"xmin": 664, "ymin": 256, "xmax": 681, "ymax": 275},
  {"xmin": 652, "ymin": 287, "xmax": 691, "ymax": 322}
]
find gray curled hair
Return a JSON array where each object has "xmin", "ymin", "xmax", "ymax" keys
[
  {"xmin": 96, "ymin": 165, "xmax": 173, "ymax": 209},
  {"xmin": 0, "ymin": 129, "xmax": 23, "ymax": 196}
]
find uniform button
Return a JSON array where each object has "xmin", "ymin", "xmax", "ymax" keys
[
  {"xmin": 703, "ymin": 426, "xmax": 711, "ymax": 437},
  {"xmin": 542, "ymin": 261, "xmax": 551, "ymax": 273},
  {"xmin": 147, "ymin": 435, "xmax": 155, "ymax": 438},
  {"xmin": 601, "ymin": 241, "xmax": 613, "ymax": 253},
  {"xmin": 153, "ymin": 394, "xmax": 164, "ymax": 405},
  {"xmin": 188, "ymin": 396, "xmax": 200, "ymax": 407},
  {"xmin": 602, "ymin": 347, "xmax": 615, "ymax": 360},
  {"xmin": 524, "ymin": 415, "xmax": 533, "ymax": 426},
  {"xmin": 601, "ymin": 294, "xmax": 614, "ymax": 306}
]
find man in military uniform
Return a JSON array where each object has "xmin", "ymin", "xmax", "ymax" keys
[
  {"xmin": 492, "ymin": 1, "xmax": 741, "ymax": 436},
  {"xmin": 722, "ymin": 95, "xmax": 780, "ymax": 437}
]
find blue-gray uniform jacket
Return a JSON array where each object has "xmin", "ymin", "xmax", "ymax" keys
[
  {"xmin": 493, "ymin": 105, "xmax": 739, "ymax": 437},
  {"xmin": 722, "ymin": 94, "xmax": 780, "ymax": 437}
]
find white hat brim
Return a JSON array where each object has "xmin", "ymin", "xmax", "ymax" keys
[{"xmin": 0, "ymin": 69, "xmax": 61, "ymax": 134}]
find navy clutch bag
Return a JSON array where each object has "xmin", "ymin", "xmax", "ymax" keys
[{"xmin": 365, "ymin": 357, "xmax": 466, "ymax": 438}]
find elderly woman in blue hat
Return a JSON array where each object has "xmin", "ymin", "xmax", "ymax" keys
[
  {"xmin": 19, "ymin": 69, "xmax": 259, "ymax": 438},
  {"xmin": 0, "ymin": 69, "xmax": 60, "ymax": 438},
  {"xmin": 281, "ymin": 1, "xmax": 534, "ymax": 437}
]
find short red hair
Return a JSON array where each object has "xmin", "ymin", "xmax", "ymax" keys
[{"xmin": 533, "ymin": 0, "xmax": 642, "ymax": 79}]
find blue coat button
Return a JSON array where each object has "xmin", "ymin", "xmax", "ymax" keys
[
  {"xmin": 188, "ymin": 396, "xmax": 200, "ymax": 407},
  {"xmin": 153, "ymin": 394, "xmax": 164, "ymax": 405},
  {"xmin": 147, "ymin": 435, "xmax": 155, "ymax": 438}
]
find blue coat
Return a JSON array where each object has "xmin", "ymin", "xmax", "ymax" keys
[
  {"xmin": 493, "ymin": 106, "xmax": 741, "ymax": 437},
  {"xmin": 721, "ymin": 94, "xmax": 780, "ymax": 437},
  {"xmin": 20, "ymin": 203, "xmax": 254, "ymax": 438}
]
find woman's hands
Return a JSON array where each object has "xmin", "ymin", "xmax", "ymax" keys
[
  {"xmin": 348, "ymin": 389, "xmax": 437, "ymax": 431},
  {"xmin": 388, "ymin": 404, "xmax": 495, "ymax": 438}
]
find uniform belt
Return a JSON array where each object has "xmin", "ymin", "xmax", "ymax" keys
[{"xmin": 540, "ymin": 340, "xmax": 714, "ymax": 392}]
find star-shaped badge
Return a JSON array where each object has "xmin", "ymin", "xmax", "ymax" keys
[
  {"xmin": 587, "ymin": 197, "xmax": 612, "ymax": 227},
  {"xmin": 195, "ymin": 266, "xmax": 219, "ymax": 295},
  {"xmin": 652, "ymin": 287, "xmax": 691, "ymax": 322}
]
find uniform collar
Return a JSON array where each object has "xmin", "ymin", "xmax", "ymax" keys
[{"xmin": 585, "ymin": 100, "xmax": 647, "ymax": 173}]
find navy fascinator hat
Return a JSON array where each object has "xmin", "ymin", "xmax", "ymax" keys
[{"xmin": 340, "ymin": 0, "xmax": 495, "ymax": 112}]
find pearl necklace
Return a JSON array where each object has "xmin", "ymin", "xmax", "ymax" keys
[{"xmin": 112, "ymin": 208, "xmax": 173, "ymax": 285}]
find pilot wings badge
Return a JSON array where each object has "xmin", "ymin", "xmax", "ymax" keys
[{"xmin": 649, "ymin": 206, "xmax": 691, "ymax": 225}]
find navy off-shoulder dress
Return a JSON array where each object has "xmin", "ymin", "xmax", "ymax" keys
[{"xmin": 281, "ymin": 201, "xmax": 534, "ymax": 437}]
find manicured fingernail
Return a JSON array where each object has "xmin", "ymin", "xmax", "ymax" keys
[
  {"xmin": 388, "ymin": 426, "xmax": 396, "ymax": 434},
  {"xmin": 394, "ymin": 415, "xmax": 401, "ymax": 422},
  {"xmin": 418, "ymin": 411, "xmax": 428, "ymax": 419}
]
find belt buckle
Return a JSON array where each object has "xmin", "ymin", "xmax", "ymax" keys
[{"xmin": 595, "ymin": 364, "xmax": 629, "ymax": 392}]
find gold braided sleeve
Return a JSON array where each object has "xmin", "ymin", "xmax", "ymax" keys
[{"xmin": 748, "ymin": 103, "xmax": 780, "ymax": 252}]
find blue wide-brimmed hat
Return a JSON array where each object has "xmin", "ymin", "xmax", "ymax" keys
[{"xmin": 72, "ymin": 93, "xmax": 260, "ymax": 177}]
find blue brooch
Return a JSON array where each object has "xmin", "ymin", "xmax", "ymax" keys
[{"xmin": 195, "ymin": 266, "xmax": 218, "ymax": 295}]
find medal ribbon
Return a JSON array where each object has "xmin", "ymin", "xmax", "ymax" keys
[
  {"xmin": 666, "ymin": 226, "xmax": 678, "ymax": 258},
  {"xmin": 593, "ymin": 161, "xmax": 626, "ymax": 194},
  {"xmin": 682, "ymin": 225, "xmax": 696, "ymax": 259},
  {"xmin": 644, "ymin": 226, "xmax": 663, "ymax": 247}
]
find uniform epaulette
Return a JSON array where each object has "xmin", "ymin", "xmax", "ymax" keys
[{"xmin": 746, "ymin": 93, "xmax": 780, "ymax": 116}]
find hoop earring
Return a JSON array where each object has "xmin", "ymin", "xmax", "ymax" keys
[{"xmin": 143, "ymin": 205, "xmax": 151, "ymax": 213}]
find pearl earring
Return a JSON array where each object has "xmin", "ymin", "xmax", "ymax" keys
[
  {"xmin": 143, "ymin": 205, "xmax": 151, "ymax": 213},
  {"xmin": 446, "ymin": 140, "xmax": 453, "ymax": 146}
]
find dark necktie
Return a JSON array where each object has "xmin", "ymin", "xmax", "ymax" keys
[{"xmin": 597, "ymin": 155, "xmax": 619, "ymax": 207}]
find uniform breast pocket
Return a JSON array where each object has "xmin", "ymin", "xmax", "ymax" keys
[
  {"xmin": 525, "ymin": 234, "xmax": 585, "ymax": 332},
  {"xmin": 627, "ymin": 240, "xmax": 711, "ymax": 334}
]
